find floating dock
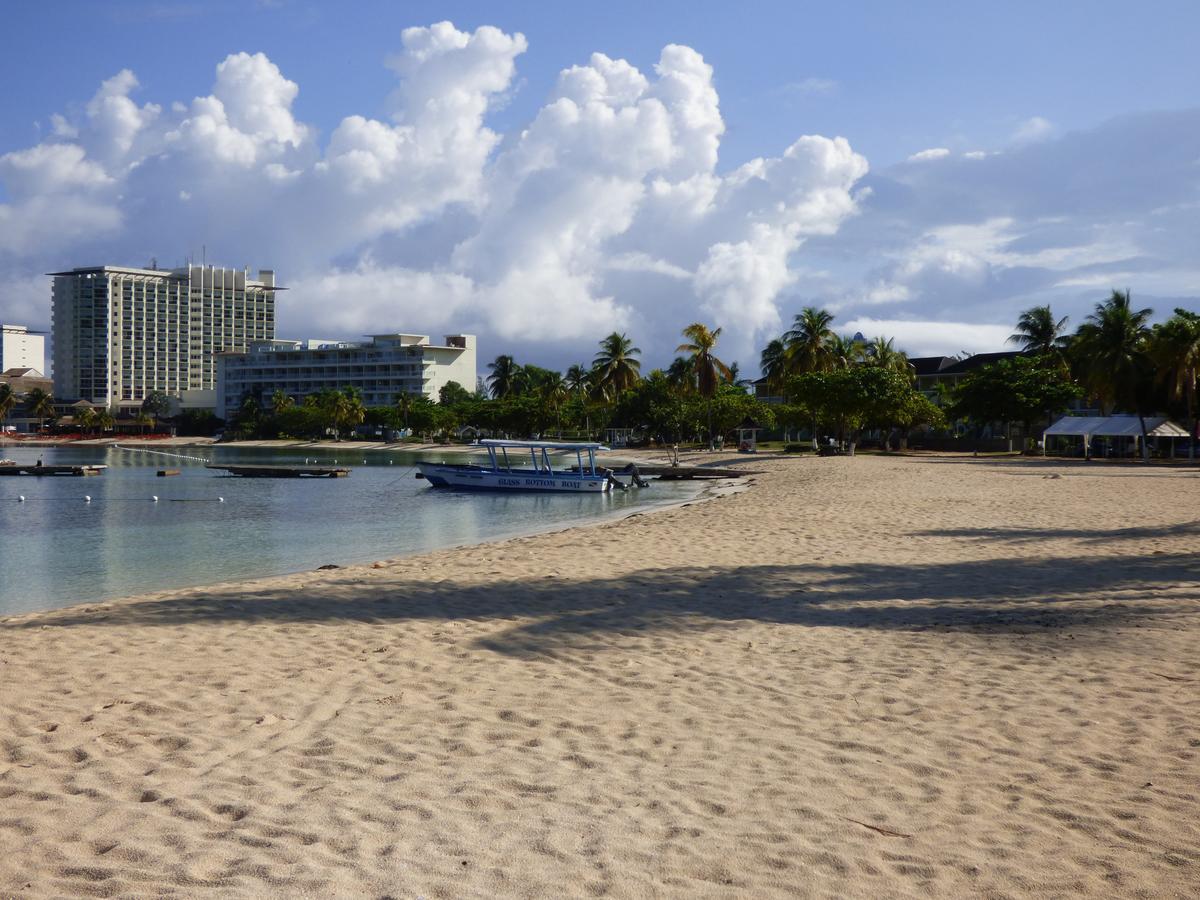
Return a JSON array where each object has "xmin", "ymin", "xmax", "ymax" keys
[
  {"xmin": 0, "ymin": 464, "xmax": 107, "ymax": 477},
  {"xmin": 206, "ymin": 464, "xmax": 350, "ymax": 478},
  {"xmin": 585, "ymin": 463, "xmax": 761, "ymax": 481}
]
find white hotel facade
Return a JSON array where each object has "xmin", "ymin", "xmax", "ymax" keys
[
  {"xmin": 215, "ymin": 334, "xmax": 477, "ymax": 419},
  {"xmin": 1, "ymin": 325, "xmax": 45, "ymax": 374},
  {"xmin": 50, "ymin": 264, "xmax": 279, "ymax": 411}
]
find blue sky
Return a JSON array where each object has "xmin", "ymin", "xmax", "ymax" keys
[
  {"xmin": 2, "ymin": 0, "xmax": 1198, "ymax": 370},
  {"xmin": 6, "ymin": 1, "xmax": 1197, "ymax": 169}
]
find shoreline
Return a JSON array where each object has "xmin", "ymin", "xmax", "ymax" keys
[
  {"xmin": 7, "ymin": 434, "xmax": 1198, "ymax": 467},
  {"xmin": 0, "ymin": 453, "xmax": 753, "ymax": 623},
  {"xmin": 2, "ymin": 454, "xmax": 1196, "ymax": 897}
]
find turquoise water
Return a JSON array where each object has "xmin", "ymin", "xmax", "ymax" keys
[{"xmin": 0, "ymin": 445, "xmax": 699, "ymax": 616}]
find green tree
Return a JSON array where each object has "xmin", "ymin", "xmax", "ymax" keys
[
  {"xmin": 303, "ymin": 390, "xmax": 337, "ymax": 436},
  {"xmin": 405, "ymin": 395, "xmax": 442, "ymax": 437},
  {"xmin": 232, "ymin": 393, "xmax": 263, "ymax": 437},
  {"xmin": 613, "ymin": 372, "xmax": 689, "ymax": 444},
  {"xmin": 891, "ymin": 392, "xmax": 946, "ymax": 450},
  {"xmin": 593, "ymin": 332, "xmax": 642, "ymax": 399},
  {"xmin": 334, "ymin": 387, "xmax": 366, "ymax": 437},
  {"xmin": 1008, "ymin": 305, "xmax": 1070, "ymax": 359},
  {"xmin": 141, "ymin": 390, "xmax": 172, "ymax": 426},
  {"xmin": 438, "ymin": 381, "xmax": 473, "ymax": 407},
  {"xmin": 1071, "ymin": 290, "xmax": 1155, "ymax": 459},
  {"xmin": 788, "ymin": 367, "xmax": 921, "ymax": 455},
  {"xmin": 395, "ymin": 392, "xmax": 413, "ymax": 434},
  {"xmin": 826, "ymin": 333, "xmax": 864, "ymax": 370},
  {"xmin": 705, "ymin": 384, "xmax": 776, "ymax": 443},
  {"xmin": 0, "ymin": 383, "xmax": 16, "ymax": 425},
  {"xmin": 487, "ymin": 355, "xmax": 522, "ymax": 398},
  {"xmin": 76, "ymin": 406, "xmax": 98, "ymax": 436},
  {"xmin": 678, "ymin": 323, "xmax": 732, "ymax": 449},
  {"xmin": 760, "ymin": 338, "xmax": 788, "ymax": 395},
  {"xmin": 865, "ymin": 336, "xmax": 912, "ymax": 380},
  {"xmin": 271, "ymin": 389, "xmax": 295, "ymax": 413},
  {"xmin": 24, "ymin": 387, "xmax": 55, "ymax": 433},
  {"xmin": 97, "ymin": 409, "xmax": 115, "ymax": 434},
  {"xmin": 665, "ymin": 356, "xmax": 695, "ymax": 395},
  {"xmin": 565, "ymin": 365, "xmax": 590, "ymax": 397},
  {"xmin": 533, "ymin": 369, "xmax": 567, "ymax": 435},
  {"xmin": 1150, "ymin": 308, "xmax": 1200, "ymax": 459},
  {"xmin": 783, "ymin": 306, "xmax": 836, "ymax": 373},
  {"xmin": 946, "ymin": 356, "xmax": 1080, "ymax": 451}
]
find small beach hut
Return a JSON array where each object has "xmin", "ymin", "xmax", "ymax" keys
[
  {"xmin": 736, "ymin": 417, "xmax": 761, "ymax": 453},
  {"xmin": 1042, "ymin": 415, "xmax": 1189, "ymax": 458}
]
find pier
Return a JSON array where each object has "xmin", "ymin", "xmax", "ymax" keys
[
  {"xmin": 0, "ymin": 463, "xmax": 107, "ymax": 477},
  {"xmin": 206, "ymin": 464, "xmax": 350, "ymax": 478}
]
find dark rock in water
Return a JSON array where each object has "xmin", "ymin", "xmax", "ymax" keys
[{"xmin": 316, "ymin": 564, "xmax": 341, "ymax": 570}]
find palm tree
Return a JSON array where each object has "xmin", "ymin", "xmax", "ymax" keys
[
  {"xmin": 395, "ymin": 391, "xmax": 412, "ymax": 433},
  {"xmin": 134, "ymin": 411, "xmax": 153, "ymax": 435},
  {"xmin": 271, "ymin": 389, "xmax": 295, "ymax": 413},
  {"xmin": 666, "ymin": 356, "xmax": 695, "ymax": 395},
  {"xmin": 593, "ymin": 332, "xmax": 642, "ymax": 399},
  {"xmin": 1151, "ymin": 308, "xmax": 1200, "ymax": 460},
  {"xmin": 535, "ymin": 371, "xmax": 567, "ymax": 436},
  {"xmin": 726, "ymin": 362, "xmax": 753, "ymax": 389},
  {"xmin": 77, "ymin": 406, "xmax": 98, "ymax": 436},
  {"xmin": 866, "ymin": 336, "xmax": 912, "ymax": 380},
  {"xmin": 826, "ymin": 334, "xmax": 863, "ymax": 370},
  {"xmin": 487, "ymin": 355, "xmax": 522, "ymax": 399},
  {"xmin": 1009, "ymin": 305, "xmax": 1070, "ymax": 358},
  {"xmin": 1072, "ymin": 290, "xmax": 1154, "ymax": 459},
  {"xmin": 784, "ymin": 306, "xmax": 836, "ymax": 373},
  {"xmin": 97, "ymin": 409, "xmax": 115, "ymax": 435},
  {"xmin": 0, "ymin": 382, "xmax": 15, "ymax": 426},
  {"xmin": 760, "ymin": 338, "xmax": 788, "ymax": 395},
  {"xmin": 25, "ymin": 387, "xmax": 55, "ymax": 433},
  {"xmin": 678, "ymin": 323, "xmax": 733, "ymax": 449},
  {"xmin": 334, "ymin": 387, "xmax": 366, "ymax": 437},
  {"xmin": 565, "ymin": 364, "xmax": 590, "ymax": 398}
]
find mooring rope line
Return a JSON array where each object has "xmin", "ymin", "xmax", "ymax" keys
[
  {"xmin": 11, "ymin": 495, "xmax": 225, "ymax": 503},
  {"xmin": 114, "ymin": 443, "xmax": 210, "ymax": 463}
]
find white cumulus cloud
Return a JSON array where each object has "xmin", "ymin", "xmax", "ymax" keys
[
  {"xmin": 11, "ymin": 20, "xmax": 1189, "ymax": 380},
  {"xmin": 907, "ymin": 147, "xmax": 951, "ymax": 162}
]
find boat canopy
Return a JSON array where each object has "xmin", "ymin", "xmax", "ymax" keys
[{"xmin": 479, "ymin": 439, "xmax": 611, "ymax": 451}]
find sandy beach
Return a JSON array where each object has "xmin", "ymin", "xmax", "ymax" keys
[{"xmin": 1, "ymin": 453, "xmax": 1197, "ymax": 897}]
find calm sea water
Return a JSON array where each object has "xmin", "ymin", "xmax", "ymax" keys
[{"xmin": 0, "ymin": 444, "xmax": 700, "ymax": 615}]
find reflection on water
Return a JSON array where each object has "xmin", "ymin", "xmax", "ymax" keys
[{"xmin": 0, "ymin": 445, "xmax": 699, "ymax": 615}]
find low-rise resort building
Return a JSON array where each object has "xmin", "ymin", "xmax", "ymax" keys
[{"xmin": 214, "ymin": 333, "xmax": 477, "ymax": 420}]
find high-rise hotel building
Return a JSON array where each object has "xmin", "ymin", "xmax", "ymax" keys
[{"xmin": 50, "ymin": 264, "xmax": 279, "ymax": 410}]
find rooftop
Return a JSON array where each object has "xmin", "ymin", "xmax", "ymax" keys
[{"xmin": 46, "ymin": 264, "xmax": 286, "ymax": 289}]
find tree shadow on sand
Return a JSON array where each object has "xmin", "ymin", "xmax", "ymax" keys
[
  {"xmin": 7, "ymin": 551, "xmax": 1198, "ymax": 657},
  {"xmin": 917, "ymin": 521, "xmax": 1200, "ymax": 545}
]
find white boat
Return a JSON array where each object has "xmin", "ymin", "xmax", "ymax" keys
[{"xmin": 417, "ymin": 439, "xmax": 614, "ymax": 492}]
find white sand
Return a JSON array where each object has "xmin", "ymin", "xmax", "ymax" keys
[{"xmin": 1, "ymin": 454, "xmax": 1197, "ymax": 897}]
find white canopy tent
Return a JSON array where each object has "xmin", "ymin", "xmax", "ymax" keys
[{"xmin": 1042, "ymin": 415, "xmax": 1190, "ymax": 458}]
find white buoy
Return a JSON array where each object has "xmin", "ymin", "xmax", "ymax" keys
[
  {"xmin": 18, "ymin": 495, "xmax": 25, "ymax": 502},
  {"xmin": 218, "ymin": 497, "xmax": 225, "ymax": 502},
  {"xmin": 84, "ymin": 495, "xmax": 92, "ymax": 503},
  {"xmin": 362, "ymin": 459, "xmax": 367, "ymax": 464},
  {"xmin": 152, "ymin": 496, "xmax": 159, "ymax": 502}
]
